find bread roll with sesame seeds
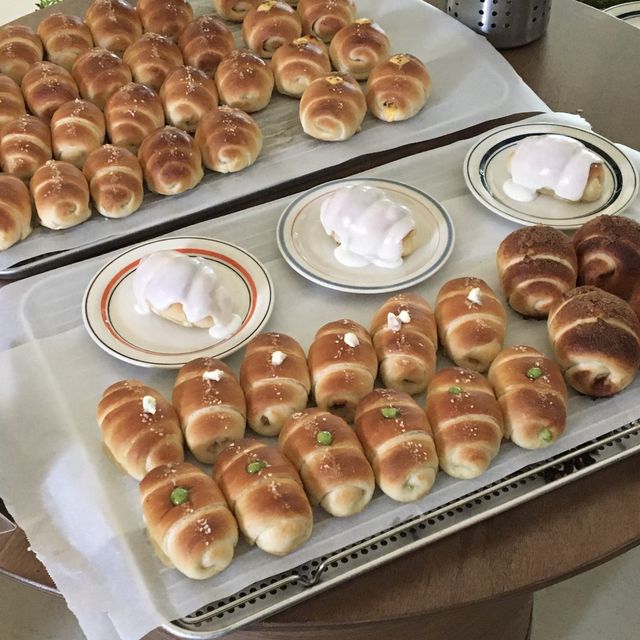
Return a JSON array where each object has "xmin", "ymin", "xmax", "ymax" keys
[
  {"xmin": 297, "ymin": 0, "xmax": 356, "ymax": 44},
  {"xmin": 242, "ymin": 1, "xmax": 302, "ymax": 59},
  {"xmin": 84, "ymin": 0, "xmax": 143, "ymax": 57},
  {"xmin": 0, "ymin": 114, "xmax": 52, "ymax": 181},
  {"xmin": 178, "ymin": 16, "xmax": 235, "ymax": 78},
  {"xmin": 21, "ymin": 62, "xmax": 80, "ymax": 123},
  {"xmin": 0, "ymin": 74, "xmax": 26, "ymax": 130},
  {"xmin": 123, "ymin": 33, "xmax": 184, "ymax": 93},
  {"xmin": 213, "ymin": 0, "xmax": 260, "ymax": 22},
  {"xmin": 36, "ymin": 13, "xmax": 94, "ymax": 71},
  {"xmin": 0, "ymin": 174, "xmax": 32, "ymax": 251},
  {"xmin": 0, "ymin": 24, "xmax": 44, "ymax": 85},
  {"xmin": 136, "ymin": 0, "xmax": 193, "ymax": 42}
]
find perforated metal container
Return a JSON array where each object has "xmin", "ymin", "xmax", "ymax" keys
[{"xmin": 446, "ymin": 0, "xmax": 552, "ymax": 49}]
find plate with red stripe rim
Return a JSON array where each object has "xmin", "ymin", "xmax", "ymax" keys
[{"xmin": 82, "ymin": 237, "xmax": 274, "ymax": 368}]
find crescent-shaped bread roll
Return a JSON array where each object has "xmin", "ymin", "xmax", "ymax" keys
[
  {"xmin": 140, "ymin": 463, "xmax": 238, "ymax": 580},
  {"xmin": 213, "ymin": 0, "xmax": 260, "ymax": 22},
  {"xmin": 97, "ymin": 380, "xmax": 184, "ymax": 480},
  {"xmin": 36, "ymin": 13, "xmax": 94, "ymax": 71},
  {"xmin": 123, "ymin": 33, "xmax": 184, "ymax": 92},
  {"xmin": 84, "ymin": 0, "xmax": 143, "ymax": 56},
  {"xmin": 497, "ymin": 224, "xmax": 578, "ymax": 318},
  {"xmin": 212, "ymin": 438, "xmax": 313, "ymax": 555},
  {"xmin": 308, "ymin": 319, "xmax": 378, "ymax": 423},
  {"xmin": 547, "ymin": 286, "xmax": 640, "ymax": 397},
  {"xmin": 239, "ymin": 332, "xmax": 311, "ymax": 436},
  {"xmin": 0, "ymin": 74, "xmax": 26, "ymax": 130},
  {"xmin": 178, "ymin": 16, "xmax": 235, "ymax": 78},
  {"xmin": 0, "ymin": 24, "xmax": 44, "ymax": 85},
  {"xmin": 0, "ymin": 174, "xmax": 32, "ymax": 251},
  {"xmin": 435, "ymin": 277, "xmax": 507, "ymax": 373},
  {"xmin": 83, "ymin": 144, "xmax": 143, "ymax": 218},
  {"xmin": 136, "ymin": 0, "xmax": 194, "ymax": 42},
  {"xmin": 488, "ymin": 346, "xmax": 568, "ymax": 449},
  {"xmin": 425, "ymin": 368, "xmax": 503, "ymax": 480},
  {"xmin": 243, "ymin": 1, "xmax": 302, "ymax": 59},
  {"xmin": 138, "ymin": 126, "xmax": 203, "ymax": 195},
  {"xmin": 354, "ymin": 388, "xmax": 439, "ymax": 502},
  {"xmin": 297, "ymin": 0, "xmax": 356, "ymax": 43},
  {"xmin": 279, "ymin": 409, "xmax": 375, "ymax": 517},
  {"xmin": 21, "ymin": 62, "xmax": 80, "ymax": 123},
  {"xmin": 370, "ymin": 293, "xmax": 438, "ymax": 395},
  {"xmin": 0, "ymin": 115, "xmax": 52, "ymax": 181},
  {"xmin": 629, "ymin": 288, "xmax": 640, "ymax": 323},
  {"xmin": 172, "ymin": 358, "xmax": 247, "ymax": 464},
  {"xmin": 195, "ymin": 105, "xmax": 263, "ymax": 173}
]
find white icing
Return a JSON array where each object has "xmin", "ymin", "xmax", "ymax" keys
[
  {"xmin": 203, "ymin": 369, "xmax": 224, "ymax": 381},
  {"xmin": 344, "ymin": 332, "xmax": 360, "ymax": 347},
  {"xmin": 319, "ymin": 185, "xmax": 416, "ymax": 269},
  {"xmin": 397, "ymin": 309, "xmax": 411, "ymax": 324},
  {"xmin": 142, "ymin": 395, "xmax": 156, "ymax": 414},
  {"xmin": 387, "ymin": 312, "xmax": 401, "ymax": 331},
  {"xmin": 467, "ymin": 287, "xmax": 482, "ymax": 304},
  {"xmin": 271, "ymin": 350, "xmax": 287, "ymax": 366}
]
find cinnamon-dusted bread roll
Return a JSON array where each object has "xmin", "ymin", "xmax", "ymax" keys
[
  {"xmin": 280, "ymin": 409, "xmax": 375, "ymax": 516},
  {"xmin": 160, "ymin": 66, "xmax": 218, "ymax": 133},
  {"xmin": 213, "ymin": 0, "xmax": 260, "ymax": 22},
  {"xmin": 0, "ymin": 74, "xmax": 26, "ymax": 130},
  {"xmin": 123, "ymin": 33, "xmax": 184, "ymax": 92},
  {"xmin": 308, "ymin": 319, "xmax": 378, "ymax": 423},
  {"xmin": 370, "ymin": 293, "xmax": 438, "ymax": 395},
  {"xmin": 297, "ymin": 0, "xmax": 356, "ymax": 44},
  {"xmin": 239, "ymin": 332, "xmax": 311, "ymax": 436},
  {"xmin": 0, "ymin": 175, "xmax": 32, "ymax": 251},
  {"xmin": 425, "ymin": 368, "xmax": 503, "ymax": 480},
  {"xmin": 21, "ymin": 62, "xmax": 80, "ymax": 123},
  {"xmin": 83, "ymin": 144, "xmax": 143, "ymax": 218},
  {"xmin": 72, "ymin": 47, "xmax": 133, "ymax": 109},
  {"xmin": 271, "ymin": 35, "xmax": 331, "ymax": 98},
  {"xmin": 0, "ymin": 115, "xmax": 52, "ymax": 181},
  {"xmin": 172, "ymin": 358, "xmax": 246, "ymax": 464},
  {"xmin": 547, "ymin": 286, "xmax": 640, "ymax": 397},
  {"xmin": 97, "ymin": 380, "xmax": 184, "ymax": 480},
  {"xmin": 212, "ymin": 438, "xmax": 313, "ymax": 555},
  {"xmin": 36, "ymin": 13, "xmax": 94, "ymax": 71},
  {"xmin": 215, "ymin": 49, "xmax": 274, "ymax": 113},
  {"xmin": 138, "ymin": 126, "xmax": 203, "ymax": 195},
  {"xmin": 31, "ymin": 160, "xmax": 91, "ymax": 230},
  {"xmin": 497, "ymin": 225, "xmax": 578, "ymax": 318},
  {"xmin": 435, "ymin": 277, "xmax": 507, "ymax": 373},
  {"xmin": 354, "ymin": 389, "xmax": 439, "ymax": 502},
  {"xmin": 299, "ymin": 72, "xmax": 366, "ymax": 141},
  {"xmin": 140, "ymin": 463, "xmax": 238, "ymax": 580},
  {"xmin": 195, "ymin": 106, "xmax": 262, "ymax": 173},
  {"xmin": 488, "ymin": 346, "xmax": 568, "ymax": 449},
  {"xmin": 0, "ymin": 24, "xmax": 44, "ymax": 85},
  {"xmin": 85, "ymin": 0, "xmax": 143, "ymax": 56},
  {"xmin": 243, "ymin": 1, "xmax": 302, "ymax": 59},
  {"xmin": 136, "ymin": 0, "xmax": 194, "ymax": 42},
  {"xmin": 51, "ymin": 99, "xmax": 106, "ymax": 169},
  {"xmin": 178, "ymin": 16, "xmax": 235, "ymax": 78}
]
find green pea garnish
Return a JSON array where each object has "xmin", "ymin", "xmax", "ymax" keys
[
  {"xmin": 448, "ymin": 386, "xmax": 462, "ymax": 396},
  {"xmin": 316, "ymin": 430, "xmax": 333, "ymax": 446},
  {"xmin": 527, "ymin": 367, "xmax": 543, "ymax": 380},
  {"xmin": 381, "ymin": 407, "xmax": 398, "ymax": 419},
  {"xmin": 170, "ymin": 487, "xmax": 190, "ymax": 506},
  {"xmin": 540, "ymin": 428, "xmax": 553, "ymax": 443},
  {"xmin": 247, "ymin": 460, "xmax": 267, "ymax": 474}
]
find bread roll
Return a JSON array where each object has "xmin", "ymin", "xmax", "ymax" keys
[
  {"xmin": 242, "ymin": 1, "xmax": 302, "ymax": 59},
  {"xmin": 435, "ymin": 277, "xmax": 507, "ymax": 373},
  {"xmin": 195, "ymin": 106, "xmax": 262, "ymax": 173},
  {"xmin": 36, "ymin": 13, "xmax": 94, "ymax": 71},
  {"xmin": 239, "ymin": 332, "xmax": 311, "ymax": 436},
  {"xmin": 370, "ymin": 293, "xmax": 438, "ymax": 395},
  {"xmin": 214, "ymin": 49, "xmax": 274, "ymax": 113},
  {"xmin": 138, "ymin": 126, "xmax": 203, "ymax": 195},
  {"xmin": 178, "ymin": 16, "xmax": 235, "ymax": 78},
  {"xmin": 21, "ymin": 62, "xmax": 80, "ymax": 123},
  {"xmin": 425, "ymin": 368, "xmax": 503, "ymax": 480},
  {"xmin": 97, "ymin": 380, "xmax": 184, "ymax": 480},
  {"xmin": 497, "ymin": 224, "xmax": 578, "ymax": 318},
  {"xmin": 172, "ymin": 358, "xmax": 247, "ymax": 464},
  {"xmin": 123, "ymin": 33, "xmax": 184, "ymax": 92},
  {"xmin": 0, "ymin": 115, "xmax": 52, "ymax": 181},
  {"xmin": 354, "ymin": 388, "xmax": 439, "ymax": 502},
  {"xmin": 136, "ymin": 0, "xmax": 193, "ymax": 42},
  {"xmin": 0, "ymin": 24, "xmax": 44, "ymax": 85},
  {"xmin": 271, "ymin": 35, "xmax": 331, "ymax": 98},
  {"xmin": 629, "ymin": 288, "xmax": 640, "ymax": 323},
  {"xmin": 0, "ymin": 74, "xmax": 26, "ymax": 130},
  {"xmin": 297, "ymin": 0, "xmax": 356, "ymax": 43},
  {"xmin": 308, "ymin": 319, "xmax": 378, "ymax": 423},
  {"xmin": 547, "ymin": 286, "xmax": 640, "ymax": 397},
  {"xmin": 212, "ymin": 438, "xmax": 313, "ymax": 555},
  {"xmin": 84, "ymin": 0, "xmax": 143, "ymax": 56},
  {"xmin": 213, "ymin": 0, "xmax": 260, "ymax": 22},
  {"xmin": 140, "ymin": 462, "xmax": 238, "ymax": 579},
  {"xmin": 83, "ymin": 144, "xmax": 143, "ymax": 218},
  {"xmin": 0, "ymin": 174, "xmax": 32, "ymax": 251},
  {"xmin": 160, "ymin": 66, "xmax": 218, "ymax": 133}
]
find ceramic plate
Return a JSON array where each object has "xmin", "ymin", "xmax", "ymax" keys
[
  {"xmin": 82, "ymin": 237, "xmax": 274, "ymax": 368},
  {"xmin": 464, "ymin": 122, "xmax": 639, "ymax": 229},
  {"xmin": 277, "ymin": 178, "xmax": 455, "ymax": 294},
  {"xmin": 603, "ymin": 2, "xmax": 640, "ymax": 27}
]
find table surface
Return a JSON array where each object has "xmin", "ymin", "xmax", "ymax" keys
[{"xmin": 2, "ymin": 0, "xmax": 640, "ymax": 638}]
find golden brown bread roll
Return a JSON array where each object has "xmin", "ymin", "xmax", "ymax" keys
[
  {"xmin": 297, "ymin": 0, "xmax": 356, "ymax": 43},
  {"xmin": 136, "ymin": 0, "xmax": 194, "ymax": 42},
  {"xmin": 0, "ymin": 24, "xmax": 44, "ymax": 85},
  {"xmin": 270, "ymin": 35, "xmax": 331, "ymax": 98},
  {"xmin": 172, "ymin": 358, "xmax": 247, "ymax": 464},
  {"xmin": 0, "ymin": 74, "xmax": 26, "ymax": 130},
  {"xmin": 138, "ymin": 125, "xmax": 203, "ymax": 195},
  {"xmin": 497, "ymin": 224, "xmax": 578, "ymax": 318},
  {"xmin": 213, "ymin": 0, "xmax": 260, "ymax": 22},
  {"xmin": 425, "ymin": 368, "xmax": 503, "ymax": 480},
  {"xmin": 308, "ymin": 319, "xmax": 378, "ymax": 423},
  {"xmin": 239, "ymin": 332, "xmax": 311, "ymax": 436},
  {"xmin": 195, "ymin": 105, "xmax": 263, "ymax": 173},
  {"xmin": 123, "ymin": 33, "xmax": 184, "ymax": 92},
  {"xmin": 435, "ymin": 277, "xmax": 507, "ymax": 373},
  {"xmin": 242, "ymin": 1, "xmax": 302, "ymax": 59},
  {"xmin": 370, "ymin": 293, "xmax": 438, "ymax": 395},
  {"xmin": 83, "ymin": 144, "xmax": 143, "ymax": 218},
  {"xmin": 214, "ymin": 49, "xmax": 274, "ymax": 113},
  {"xmin": 212, "ymin": 438, "xmax": 313, "ymax": 555},
  {"xmin": 0, "ymin": 174, "xmax": 32, "ymax": 251},
  {"xmin": 178, "ymin": 16, "xmax": 235, "ymax": 78},
  {"xmin": 354, "ymin": 389, "xmax": 439, "ymax": 502},
  {"xmin": 0, "ymin": 114, "xmax": 52, "ymax": 181},
  {"xmin": 160, "ymin": 66, "xmax": 218, "ymax": 133},
  {"xmin": 36, "ymin": 13, "xmax": 94, "ymax": 71},
  {"xmin": 279, "ymin": 409, "xmax": 375, "ymax": 516},
  {"xmin": 84, "ymin": 0, "xmax": 143, "ymax": 56},
  {"xmin": 21, "ymin": 62, "xmax": 80, "ymax": 123},
  {"xmin": 547, "ymin": 286, "xmax": 640, "ymax": 397}
]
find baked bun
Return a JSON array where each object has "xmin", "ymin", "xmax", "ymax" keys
[
  {"xmin": 299, "ymin": 72, "xmax": 366, "ymax": 141},
  {"xmin": 629, "ymin": 288, "xmax": 640, "ymax": 323},
  {"xmin": 497, "ymin": 224, "xmax": 578, "ymax": 318},
  {"xmin": 0, "ymin": 25, "xmax": 44, "ymax": 84},
  {"xmin": 0, "ymin": 174, "xmax": 32, "ymax": 251},
  {"xmin": 547, "ymin": 286, "xmax": 640, "ymax": 397},
  {"xmin": 195, "ymin": 105, "xmax": 263, "ymax": 173},
  {"xmin": 0, "ymin": 114, "xmax": 52, "ymax": 181},
  {"xmin": 84, "ymin": 0, "xmax": 143, "ymax": 56},
  {"xmin": 243, "ymin": 1, "xmax": 302, "ymax": 59},
  {"xmin": 140, "ymin": 463, "xmax": 238, "ymax": 580},
  {"xmin": 0, "ymin": 74, "xmax": 26, "ymax": 130},
  {"xmin": 271, "ymin": 35, "xmax": 331, "ymax": 98},
  {"xmin": 138, "ymin": 126, "xmax": 203, "ymax": 195},
  {"xmin": 123, "ymin": 33, "xmax": 184, "ymax": 92},
  {"xmin": 213, "ymin": 0, "xmax": 260, "ymax": 22},
  {"xmin": 178, "ymin": 16, "xmax": 235, "ymax": 77},
  {"xmin": 297, "ymin": 0, "xmax": 356, "ymax": 43},
  {"xmin": 21, "ymin": 62, "xmax": 80, "ymax": 123},
  {"xmin": 36, "ymin": 13, "xmax": 94, "ymax": 71},
  {"xmin": 215, "ymin": 49, "xmax": 274, "ymax": 113},
  {"xmin": 136, "ymin": 0, "xmax": 193, "ymax": 42},
  {"xmin": 83, "ymin": 144, "xmax": 143, "ymax": 218}
]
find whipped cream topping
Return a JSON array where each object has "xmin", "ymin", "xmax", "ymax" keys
[
  {"xmin": 387, "ymin": 309, "xmax": 411, "ymax": 331},
  {"xmin": 467, "ymin": 287, "xmax": 482, "ymax": 304},
  {"xmin": 203, "ymin": 369, "xmax": 224, "ymax": 381},
  {"xmin": 142, "ymin": 395, "xmax": 156, "ymax": 415},
  {"xmin": 271, "ymin": 350, "xmax": 287, "ymax": 366},
  {"xmin": 344, "ymin": 332, "xmax": 360, "ymax": 347}
]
